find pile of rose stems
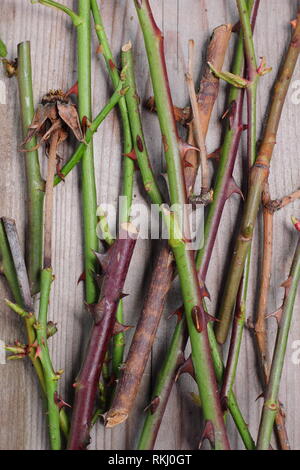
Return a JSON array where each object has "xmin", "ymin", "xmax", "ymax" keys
[{"xmin": 1, "ymin": 0, "xmax": 300, "ymax": 450}]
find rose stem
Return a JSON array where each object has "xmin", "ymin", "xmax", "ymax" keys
[
  {"xmin": 1, "ymin": 218, "xmax": 69, "ymax": 439},
  {"xmin": 257, "ymin": 222, "xmax": 300, "ymax": 449},
  {"xmin": 67, "ymin": 229, "xmax": 137, "ymax": 449},
  {"xmin": 137, "ymin": 0, "xmax": 260, "ymax": 450},
  {"xmin": 1, "ymin": 217, "xmax": 45, "ymax": 389},
  {"xmin": 105, "ymin": 24, "xmax": 230, "ymax": 428},
  {"xmin": 17, "ymin": 41, "xmax": 44, "ymax": 295},
  {"xmin": 133, "ymin": 0, "xmax": 230, "ymax": 450},
  {"xmin": 220, "ymin": 0, "xmax": 260, "ymax": 427},
  {"xmin": 138, "ymin": 317, "xmax": 188, "ymax": 450},
  {"xmin": 265, "ymin": 188, "xmax": 300, "ymax": 212},
  {"xmin": 105, "ymin": 37, "xmax": 180, "ymax": 427},
  {"xmin": 0, "ymin": 221, "xmax": 23, "ymax": 305},
  {"xmin": 253, "ymin": 184, "xmax": 290, "ymax": 449},
  {"xmin": 33, "ymin": 125, "xmax": 65, "ymax": 450},
  {"xmin": 36, "ymin": 0, "xmax": 133, "ymax": 394},
  {"xmin": 33, "ymin": 0, "xmax": 98, "ymax": 302},
  {"xmin": 37, "ymin": 268, "xmax": 62, "ymax": 449},
  {"xmin": 255, "ymin": 185, "xmax": 272, "ymax": 382},
  {"xmin": 186, "ymin": 39, "xmax": 210, "ymax": 196},
  {"xmin": 0, "ymin": 37, "xmax": 7, "ymax": 57},
  {"xmin": 215, "ymin": 11, "xmax": 300, "ymax": 345},
  {"xmin": 53, "ymin": 83, "xmax": 127, "ymax": 185},
  {"xmin": 90, "ymin": 0, "xmax": 135, "ymax": 378},
  {"xmin": 75, "ymin": 0, "xmax": 99, "ymax": 304}
]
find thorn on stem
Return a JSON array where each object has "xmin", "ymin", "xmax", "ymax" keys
[
  {"xmin": 77, "ymin": 271, "xmax": 86, "ymax": 285},
  {"xmin": 199, "ymin": 421, "xmax": 215, "ymax": 449},
  {"xmin": 144, "ymin": 396, "xmax": 160, "ymax": 415},
  {"xmin": 175, "ymin": 355, "xmax": 195, "ymax": 381}
]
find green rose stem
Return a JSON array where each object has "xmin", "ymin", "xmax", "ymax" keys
[
  {"xmin": 2, "ymin": 217, "xmax": 69, "ymax": 444},
  {"xmin": 105, "ymin": 32, "xmax": 229, "ymax": 428},
  {"xmin": 35, "ymin": 129, "xmax": 63, "ymax": 450},
  {"xmin": 138, "ymin": 318, "xmax": 255, "ymax": 450},
  {"xmin": 138, "ymin": 317, "xmax": 188, "ymax": 450},
  {"xmin": 90, "ymin": 0, "xmax": 135, "ymax": 378},
  {"xmin": 214, "ymin": 0, "xmax": 260, "ymax": 352},
  {"xmin": 1, "ymin": 217, "xmax": 45, "ymax": 388},
  {"xmin": 36, "ymin": 268, "xmax": 62, "ymax": 450},
  {"xmin": 0, "ymin": 38, "xmax": 7, "ymax": 57},
  {"xmin": 76, "ymin": 0, "xmax": 98, "ymax": 304},
  {"xmin": 215, "ymin": 11, "xmax": 300, "ymax": 345},
  {"xmin": 220, "ymin": 0, "xmax": 259, "ymax": 428},
  {"xmin": 90, "ymin": 0, "xmax": 134, "ymax": 224},
  {"xmin": 0, "ymin": 221, "xmax": 23, "ymax": 305},
  {"xmin": 132, "ymin": 0, "xmax": 229, "ymax": 450},
  {"xmin": 220, "ymin": 282, "xmax": 246, "ymax": 411},
  {"xmin": 137, "ymin": 0, "xmax": 260, "ymax": 450},
  {"xmin": 257, "ymin": 222, "xmax": 300, "ymax": 449},
  {"xmin": 53, "ymin": 83, "xmax": 127, "ymax": 185},
  {"xmin": 17, "ymin": 41, "xmax": 44, "ymax": 295},
  {"xmin": 34, "ymin": 0, "xmax": 98, "ymax": 303},
  {"xmin": 36, "ymin": 0, "xmax": 133, "ymax": 393}
]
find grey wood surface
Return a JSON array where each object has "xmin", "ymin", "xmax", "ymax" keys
[{"xmin": 1, "ymin": 0, "xmax": 300, "ymax": 450}]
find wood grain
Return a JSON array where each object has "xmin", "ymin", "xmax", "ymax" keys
[{"xmin": 0, "ymin": 0, "xmax": 300, "ymax": 450}]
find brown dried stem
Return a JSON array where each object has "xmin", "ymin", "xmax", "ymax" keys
[
  {"xmin": 186, "ymin": 39, "xmax": 209, "ymax": 195},
  {"xmin": 265, "ymin": 188, "xmax": 300, "ymax": 213},
  {"xmin": 254, "ymin": 182, "xmax": 300, "ymax": 450},
  {"xmin": 43, "ymin": 131, "xmax": 59, "ymax": 269},
  {"xmin": 105, "ymin": 241, "xmax": 173, "ymax": 427},
  {"xmin": 255, "ymin": 184, "xmax": 273, "ymax": 374},
  {"xmin": 215, "ymin": 12, "xmax": 300, "ymax": 344},
  {"xmin": 185, "ymin": 24, "xmax": 232, "ymax": 193}
]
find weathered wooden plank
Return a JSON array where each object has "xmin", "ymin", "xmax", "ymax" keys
[{"xmin": 0, "ymin": 0, "xmax": 300, "ymax": 450}]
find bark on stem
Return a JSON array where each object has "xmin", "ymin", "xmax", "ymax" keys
[
  {"xmin": 106, "ymin": 242, "xmax": 173, "ymax": 427},
  {"xmin": 265, "ymin": 188, "xmax": 300, "ymax": 212},
  {"xmin": 67, "ymin": 229, "xmax": 137, "ymax": 449},
  {"xmin": 254, "ymin": 184, "xmax": 291, "ymax": 450},
  {"xmin": 215, "ymin": 12, "xmax": 300, "ymax": 344},
  {"xmin": 43, "ymin": 131, "xmax": 59, "ymax": 268},
  {"xmin": 255, "ymin": 185, "xmax": 273, "ymax": 374},
  {"xmin": 186, "ymin": 40, "xmax": 209, "ymax": 195},
  {"xmin": 133, "ymin": 0, "xmax": 229, "ymax": 450},
  {"xmin": 257, "ymin": 233, "xmax": 300, "ymax": 449}
]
